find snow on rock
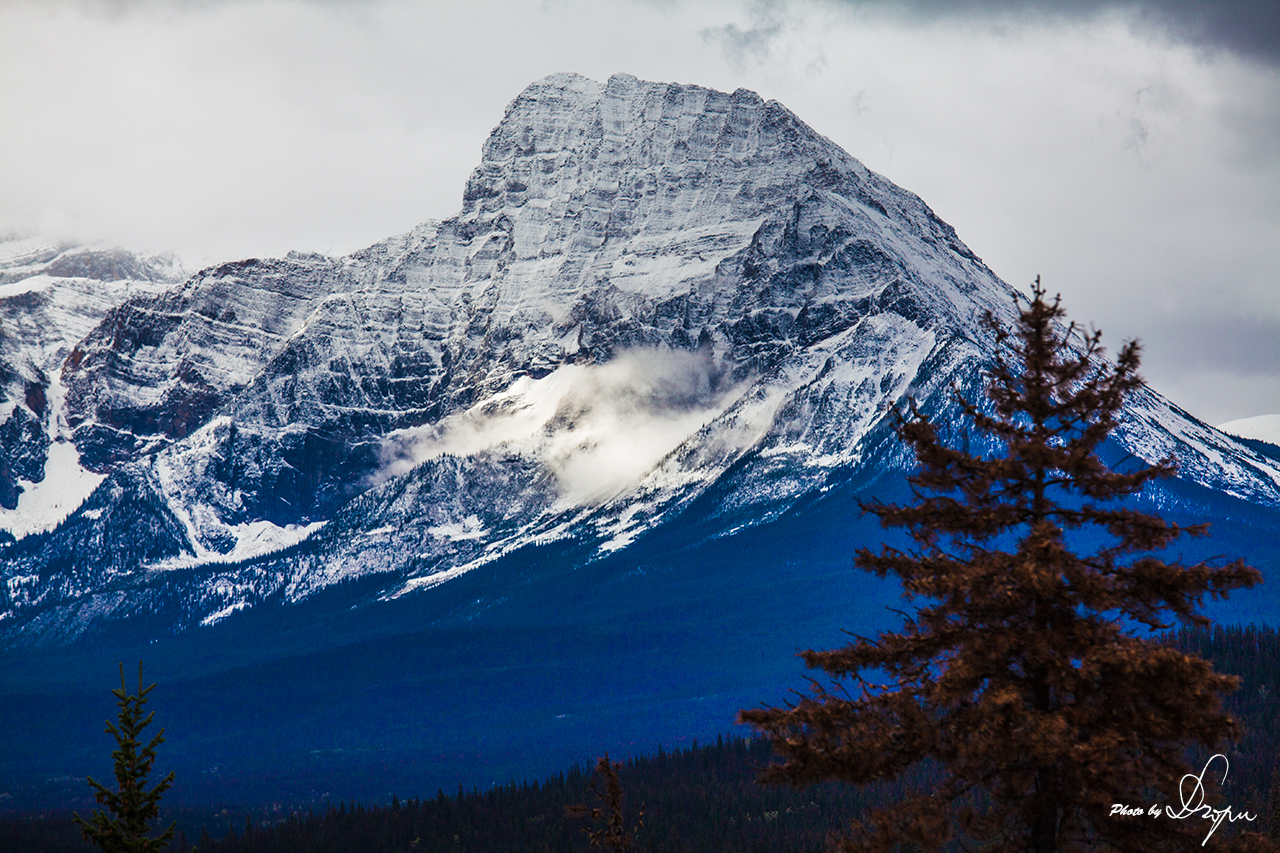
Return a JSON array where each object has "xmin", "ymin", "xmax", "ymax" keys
[
  {"xmin": 0, "ymin": 440, "xmax": 105, "ymax": 538},
  {"xmin": 199, "ymin": 600, "xmax": 248, "ymax": 627},
  {"xmin": 0, "ymin": 367, "xmax": 104, "ymax": 537},
  {"xmin": 0, "ymin": 233, "xmax": 186, "ymax": 525}
]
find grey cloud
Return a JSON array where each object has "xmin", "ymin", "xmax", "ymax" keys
[
  {"xmin": 701, "ymin": 13, "xmax": 784, "ymax": 69},
  {"xmin": 830, "ymin": 0, "xmax": 1280, "ymax": 65},
  {"xmin": 1116, "ymin": 313, "xmax": 1280, "ymax": 423},
  {"xmin": 1148, "ymin": 315, "xmax": 1280, "ymax": 376},
  {"xmin": 1133, "ymin": 0, "xmax": 1280, "ymax": 65},
  {"xmin": 702, "ymin": 19, "xmax": 783, "ymax": 67},
  {"xmin": 31, "ymin": 0, "xmax": 1280, "ymax": 65}
]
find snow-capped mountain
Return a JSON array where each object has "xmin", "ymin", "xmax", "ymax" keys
[
  {"xmin": 2, "ymin": 73, "xmax": 1278, "ymax": 646},
  {"xmin": 1219, "ymin": 414, "xmax": 1280, "ymax": 447}
]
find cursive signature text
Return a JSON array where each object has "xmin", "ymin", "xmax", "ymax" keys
[{"xmin": 1163, "ymin": 754, "xmax": 1257, "ymax": 845}]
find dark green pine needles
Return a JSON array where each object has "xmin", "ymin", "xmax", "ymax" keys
[{"xmin": 74, "ymin": 662, "xmax": 177, "ymax": 853}]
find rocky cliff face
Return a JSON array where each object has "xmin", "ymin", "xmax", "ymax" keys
[
  {"xmin": 2, "ymin": 73, "xmax": 1278, "ymax": 644},
  {"xmin": 0, "ymin": 234, "xmax": 183, "ymax": 524}
]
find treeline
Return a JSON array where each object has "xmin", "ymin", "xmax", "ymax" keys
[
  {"xmin": 2, "ymin": 623, "xmax": 1276, "ymax": 852},
  {"xmin": 1166, "ymin": 622, "xmax": 1280, "ymax": 816},
  {"xmin": 189, "ymin": 735, "xmax": 898, "ymax": 853},
  {"xmin": 192, "ymin": 622, "xmax": 1280, "ymax": 852},
  {"xmin": 0, "ymin": 737, "xmax": 892, "ymax": 853}
]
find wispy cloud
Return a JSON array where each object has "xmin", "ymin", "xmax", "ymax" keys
[
  {"xmin": 701, "ymin": 4, "xmax": 785, "ymax": 70},
  {"xmin": 372, "ymin": 348, "xmax": 746, "ymax": 504}
]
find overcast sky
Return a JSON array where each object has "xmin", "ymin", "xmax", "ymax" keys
[{"xmin": 1, "ymin": 0, "xmax": 1276, "ymax": 424}]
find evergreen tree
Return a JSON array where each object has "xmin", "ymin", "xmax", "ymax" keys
[
  {"xmin": 567, "ymin": 754, "xmax": 645, "ymax": 852},
  {"xmin": 74, "ymin": 662, "xmax": 177, "ymax": 853},
  {"xmin": 740, "ymin": 281, "xmax": 1272, "ymax": 852}
]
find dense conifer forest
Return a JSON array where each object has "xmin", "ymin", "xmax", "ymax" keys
[
  {"xmin": 1167, "ymin": 623, "xmax": 1280, "ymax": 816},
  {"xmin": 2, "ymin": 623, "xmax": 1276, "ymax": 852}
]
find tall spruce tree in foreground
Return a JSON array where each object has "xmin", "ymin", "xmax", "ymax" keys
[
  {"xmin": 73, "ymin": 663, "xmax": 177, "ymax": 853},
  {"xmin": 740, "ymin": 280, "xmax": 1272, "ymax": 852}
]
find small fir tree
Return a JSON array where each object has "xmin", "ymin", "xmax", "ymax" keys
[
  {"xmin": 566, "ymin": 754, "xmax": 645, "ymax": 852},
  {"xmin": 740, "ymin": 280, "xmax": 1271, "ymax": 852},
  {"xmin": 74, "ymin": 662, "xmax": 177, "ymax": 853}
]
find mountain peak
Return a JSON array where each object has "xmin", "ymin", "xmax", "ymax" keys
[{"xmin": 4, "ymin": 74, "xmax": 1278, "ymax": 644}]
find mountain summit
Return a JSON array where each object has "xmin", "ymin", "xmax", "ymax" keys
[{"xmin": 1, "ymin": 73, "xmax": 1276, "ymax": 645}]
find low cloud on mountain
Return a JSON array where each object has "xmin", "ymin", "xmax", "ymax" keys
[{"xmin": 373, "ymin": 347, "xmax": 744, "ymax": 503}]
